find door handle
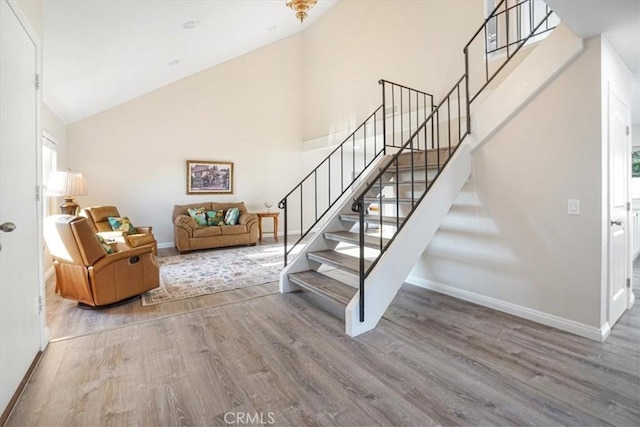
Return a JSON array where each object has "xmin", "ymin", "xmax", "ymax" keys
[
  {"xmin": 0, "ymin": 222, "xmax": 16, "ymax": 233},
  {"xmin": 610, "ymin": 220, "xmax": 623, "ymax": 226}
]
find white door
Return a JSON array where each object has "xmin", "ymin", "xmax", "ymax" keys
[
  {"xmin": 608, "ymin": 90, "xmax": 631, "ymax": 327},
  {"xmin": 0, "ymin": 0, "xmax": 43, "ymax": 414}
]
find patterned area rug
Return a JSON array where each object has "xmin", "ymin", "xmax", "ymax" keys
[{"xmin": 141, "ymin": 243, "xmax": 284, "ymax": 306}]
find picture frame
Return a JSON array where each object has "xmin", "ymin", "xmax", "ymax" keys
[{"xmin": 186, "ymin": 160, "xmax": 233, "ymax": 194}]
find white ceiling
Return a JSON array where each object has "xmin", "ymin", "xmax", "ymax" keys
[
  {"xmin": 44, "ymin": 0, "xmax": 640, "ymax": 125},
  {"xmin": 43, "ymin": 0, "xmax": 338, "ymax": 124}
]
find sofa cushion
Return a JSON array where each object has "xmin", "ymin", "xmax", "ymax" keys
[
  {"xmin": 212, "ymin": 201, "xmax": 247, "ymax": 215},
  {"xmin": 173, "ymin": 202, "xmax": 214, "ymax": 222},
  {"xmin": 108, "ymin": 216, "xmax": 138, "ymax": 235},
  {"xmin": 187, "ymin": 207, "xmax": 207, "ymax": 226},
  {"xmin": 224, "ymin": 207, "xmax": 240, "ymax": 225},
  {"xmin": 193, "ymin": 226, "xmax": 222, "ymax": 238},
  {"xmin": 96, "ymin": 234, "xmax": 115, "ymax": 254},
  {"xmin": 206, "ymin": 209, "xmax": 225, "ymax": 226},
  {"xmin": 220, "ymin": 225, "xmax": 248, "ymax": 235}
]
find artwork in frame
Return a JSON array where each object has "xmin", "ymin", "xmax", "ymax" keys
[{"xmin": 186, "ymin": 160, "xmax": 234, "ymax": 194}]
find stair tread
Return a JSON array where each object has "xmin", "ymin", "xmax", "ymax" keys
[
  {"xmin": 289, "ymin": 270, "xmax": 356, "ymax": 306},
  {"xmin": 307, "ymin": 250, "xmax": 371, "ymax": 274},
  {"xmin": 340, "ymin": 213, "xmax": 405, "ymax": 225},
  {"xmin": 324, "ymin": 230, "xmax": 390, "ymax": 249},
  {"xmin": 364, "ymin": 197, "xmax": 420, "ymax": 204},
  {"xmin": 370, "ymin": 180, "xmax": 429, "ymax": 187}
]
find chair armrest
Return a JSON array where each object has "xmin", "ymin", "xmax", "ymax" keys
[
  {"xmin": 239, "ymin": 213, "xmax": 257, "ymax": 227},
  {"xmin": 136, "ymin": 225, "xmax": 153, "ymax": 234},
  {"xmin": 174, "ymin": 215, "xmax": 197, "ymax": 235},
  {"xmin": 91, "ymin": 245, "xmax": 153, "ymax": 273}
]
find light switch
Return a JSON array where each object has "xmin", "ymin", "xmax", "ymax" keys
[{"xmin": 568, "ymin": 199, "xmax": 580, "ymax": 215}]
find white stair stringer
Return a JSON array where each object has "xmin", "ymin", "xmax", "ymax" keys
[
  {"xmin": 279, "ymin": 153, "xmax": 391, "ymax": 293},
  {"xmin": 345, "ymin": 139, "xmax": 473, "ymax": 337},
  {"xmin": 470, "ymin": 23, "xmax": 583, "ymax": 149}
]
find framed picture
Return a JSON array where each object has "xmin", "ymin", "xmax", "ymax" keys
[{"xmin": 186, "ymin": 160, "xmax": 233, "ymax": 194}]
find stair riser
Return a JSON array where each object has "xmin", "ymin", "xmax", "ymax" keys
[{"xmin": 395, "ymin": 148, "xmax": 453, "ymax": 166}]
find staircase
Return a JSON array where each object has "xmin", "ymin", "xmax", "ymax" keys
[{"xmin": 279, "ymin": 0, "xmax": 560, "ymax": 336}]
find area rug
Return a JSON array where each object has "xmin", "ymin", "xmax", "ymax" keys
[{"xmin": 141, "ymin": 243, "xmax": 284, "ymax": 306}]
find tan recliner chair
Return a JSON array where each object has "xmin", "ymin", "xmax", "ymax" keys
[
  {"xmin": 82, "ymin": 205, "xmax": 158, "ymax": 255},
  {"xmin": 44, "ymin": 215, "xmax": 160, "ymax": 308}
]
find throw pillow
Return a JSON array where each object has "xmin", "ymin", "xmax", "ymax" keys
[
  {"xmin": 224, "ymin": 207, "xmax": 240, "ymax": 225},
  {"xmin": 187, "ymin": 207, "xmax": 207, "ymax": 227},
  {"xmin": 96, "ymin": 234, "xmax": 114, "ymax": 254},
  {"xmin": 206, "ymin": 209, "xmax": 225, "ymax": 226},
  {"xmin": 107, "ymin": 216, "xmax": 138, "ymax": 234}
]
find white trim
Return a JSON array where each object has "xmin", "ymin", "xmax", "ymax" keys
[
  {"xmin": 405, "ymin": 275, "xmax": 611, "ymax": 342},
  {"xmin": 157, "ymin": 241, "xmax": 174, "ymax": 249},
  {"xmin": 44, "ymin": 266, "xmax": 54, "ymax": 282}
]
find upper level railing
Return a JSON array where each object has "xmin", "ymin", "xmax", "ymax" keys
[
  {"xmin": 278, "ymin": 81, "xmax": 433, "ymax": 265},
  {"xmin": 352, "ymin": 0, "xmax": 558, "ymax": 322}
]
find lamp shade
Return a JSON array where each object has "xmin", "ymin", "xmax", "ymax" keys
[{"xmin": 46, "ymin": 171, "xmax": 88, "ymax": 197}]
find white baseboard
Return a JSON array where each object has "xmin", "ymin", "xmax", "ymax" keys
[
  {"xmin": 406, "ymin": 275, "xmax": 610, "ymax": 342},
  {"xmin": 157, "ymin": 242, "xmax": 174, "ymax": 249}
]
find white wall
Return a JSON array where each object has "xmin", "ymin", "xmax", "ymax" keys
[
  {"xmin": 301, "ymin": 0, "xmax": 483, "ymax": 142},
  {"xmin": 66, "ymin": 1, "xmax": 486, "ymax": 247},
  {"xmin": 67, "ymin": 34, "xmax": 304, "ymax": 246},
  {"xmin": 409, "ymin": 37, "xmax": 605, "ymax": 332}
]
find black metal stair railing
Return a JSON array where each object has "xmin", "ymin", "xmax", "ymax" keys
[
  {"xmin": 352, "ymin": 0, "xmax": 558, "ymax": 322},
  {"xmin": 279, "ymin": 81, "xmax": 433, "ymax": 265}
]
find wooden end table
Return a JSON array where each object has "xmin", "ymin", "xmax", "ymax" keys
[{"xmin": 257, "ymin": 212, "xmax": 279, "ymax": 243}]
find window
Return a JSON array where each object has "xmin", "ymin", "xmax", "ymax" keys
[
  {"xmin": 484, "ymin": 0, "xmax": 558, "ymax": 58},
  {"xmin": 42, "ymin": 132, "xmax": 57, "ymax": 217}
]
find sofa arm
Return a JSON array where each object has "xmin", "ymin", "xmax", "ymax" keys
[
  {"xmin": 174, "ymin": 215, "xmax": 197, "ymax": 236},
  {"xmin": 239, "ymin": 213, "xmax": 257, "ymax": 227},
  {"xmin": 136, "ymin": 225, "xmax": 153, "ymax": 234}
]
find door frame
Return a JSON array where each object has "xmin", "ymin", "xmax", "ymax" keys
[
  {"xmin": 4, "ymin": 0, "xmax": 48, "ymax": 350},
  {"xmin": 606, "ymin": 84, "xmax": 634, "ymax": 328}
]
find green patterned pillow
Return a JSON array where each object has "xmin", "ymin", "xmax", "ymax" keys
[
  {"xmin": 224, "ymin": 207, "xmax": 240, "ymax": 226},
  {"xmin": 107, "ymin": 216, "xmax": 138, "ymax": 234},
  {"xmin": 96, "ymin": 234, "xmax": 114, "ymax": 254},
  {"xmin": 206, "ymin": 209, "xmax": 225, "ymax": 226},
  {"xmin": 187, "ymin": 207, "xmax": 207, "ymax": 227}
]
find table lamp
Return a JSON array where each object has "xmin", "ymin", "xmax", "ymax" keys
[{"xmin": 46, "ymin": 171, "xmax": 88, "ymax": 215}]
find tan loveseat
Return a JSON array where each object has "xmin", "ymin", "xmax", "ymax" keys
[{"xmin": 173, "ymin": 202, "xmax": 258, "ymax": 253}]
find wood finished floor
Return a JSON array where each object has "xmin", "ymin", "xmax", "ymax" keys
[{"xmin": 7, "ymin": 250, "xmax": 640, "ymax": 426}]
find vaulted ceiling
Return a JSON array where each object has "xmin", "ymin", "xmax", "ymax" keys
[
  {"xmin": 44, "ymin": 0, "xmax": 639, "ymax": 125},
  {"xmin": 43, "ymin": 0, "xmax": 338, "ymax": 124}
]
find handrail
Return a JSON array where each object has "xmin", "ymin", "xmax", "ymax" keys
[
  {"xmin": 353, "ymin": 0, "xmax": 557, "ymax": 322},
  {"xmin": 278, "ymin": 80, "xmax": 434, "ymax": 265}
]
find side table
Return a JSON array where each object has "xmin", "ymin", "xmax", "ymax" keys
[{"xmin": 256, "ymin": 212, "xmax": 279, "ymax": 243}]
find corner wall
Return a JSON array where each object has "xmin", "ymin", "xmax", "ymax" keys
[
  {"xmin": 67, "ymin": 35, "xmax": 304, "ymax": 246},
  {"xmin": 408, "ymin": 37, "xmax": 605, "ymax": 336}
]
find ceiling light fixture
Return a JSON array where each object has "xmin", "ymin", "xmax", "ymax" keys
[
  {"xmin": 182, "ymin": 20, "xmax": 196, "ymax": 29},
  {"xmin": 286, "ymin": 0, "xmax": 317, "ymax": 23}
]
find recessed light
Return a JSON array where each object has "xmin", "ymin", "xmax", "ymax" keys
[
  {"xmin": 182, "ymin": 21, "xmax": 196, "ymax": 29},
  {"xmin": 169, "ymin": 59, "xmax": 180, "ymax": 66}
]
